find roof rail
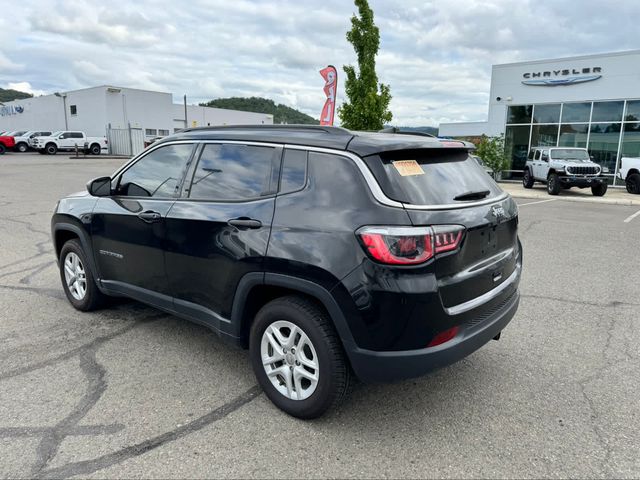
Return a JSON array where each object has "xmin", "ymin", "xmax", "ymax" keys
[{"xmin": 179, "ymin": 124, "xmax": 352, "ymax": 135}]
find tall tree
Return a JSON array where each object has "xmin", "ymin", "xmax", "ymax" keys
[{"xmin": 338, "ymin": 0, "xmax": 392, "ymax": 130}]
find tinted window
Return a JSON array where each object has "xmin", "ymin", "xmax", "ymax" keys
[
  {"xmin": 279, "ymin": 149, "xmax": 307, "ymax": 193},
  {"xmin": 507, "ymin": 105, "xmax": 533, "ymax": 124},
  {"xmin": 70, "ymin": 132, "xmax": 83, "ymax": 139},
  {"xmin": 533, "ymin": 104, "xmax": 560, "ymax": 123},
  {"xmin": 362, "ymin": 149, "xmax": 503, "ymax": 205},
  {"xmin": 534, "ymin": 150, "xmax": 541, "ymax": 160},
  {"xmin": 561, "ymin": 103, "xmax": 591, "ymax": 123},
  {"xmin": 625, "ymin": 101, "xmax": 640, "ymax": 122},
  {"xmin": 117, "ymin": 144, "xmax": 193, "ymax": 197},
  {"xmin": 189, "ymin": 143, "xmax": 276, "ymax": 201},
  {"xmin": 591, "ymin": 101, "xmax": 624, "ymax": 123}
]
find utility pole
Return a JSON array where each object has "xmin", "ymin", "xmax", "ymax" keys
[{"xmin": 184, "ymin": 94, "xmax": 188, "ymax": 129}]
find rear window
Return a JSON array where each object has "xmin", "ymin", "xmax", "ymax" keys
[{"xmin": 362, "ymin": 149, "xmax": 503, "ymax": 205}]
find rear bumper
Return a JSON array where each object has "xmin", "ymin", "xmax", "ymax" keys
[{"xmin": 347, "ymin": 288, "xmax": 520, "ymax": 383}]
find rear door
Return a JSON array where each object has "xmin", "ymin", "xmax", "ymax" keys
[
  {"xmin": 91, "ymin": 143, "xmax": 195, "ymax": 298},
  {"xmin": 361, "ymin": 148, "xmax": 520, "ymax": 310},
  {"xmin": 164, "ymin": 142, "xmax": 281, "ymax": 329}
]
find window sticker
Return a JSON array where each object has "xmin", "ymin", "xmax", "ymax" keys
[{"xmin": 392, "ymin": 160, "xmax": 425, "ymax": 176}]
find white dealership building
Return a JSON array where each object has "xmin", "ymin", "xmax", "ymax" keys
[
  {"xmin": 439, "ymin": 50, "xmax": 640, "ymax": 185},
  {"xmin": 0, "ymin": 85, "xmax": 273, "ymax": 155}
]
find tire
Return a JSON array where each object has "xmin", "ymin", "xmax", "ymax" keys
[
  {"xmin": 0, "ymin": 144, "xmax": 5, "ymax": 155},
  {"xmin": 90, "ymin": 143, "xmax": 101, "ymax": 155},
  {"xmin": 626, "ymin": 173, "xmax": 640, "ymax": 194},
  {"xmin": 591, "ymin": 182, "xmax": 608, "ymax": 197},
  {"xmin": 15, "ymin": 142, "xmax": 28, "ymax": 153},
  {"xmin": 250, "ymin": 295, "xmax": 351, "ymax": 419},
  {"xmin": 547, "ymin": 173, "xmax": 561, "ymax": 195},
  {"xmin": 45, "ymin": 143, "xmax": 58, "ymax": 155},
  {"xmin": 59, "ymin": 239, "xmax": 106, "ymax": 311},
  {"xmin": 522, "ymin": 169, "xmax": 534, "ymax": 189}
]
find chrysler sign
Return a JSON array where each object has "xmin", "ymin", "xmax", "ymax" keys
[
  {"xmin": 522, "ymin": 67, "xmax": 602, "ymax": 86},
  {"xmin": 0, "ymin": 104, "xmax": 24, "ymax": 116}
]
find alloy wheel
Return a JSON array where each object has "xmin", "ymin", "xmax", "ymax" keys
[
  {"xmin": 261, "ymin": 320, "xmax": 319, "ymax": 401},
  {"xmin": 63, "ymin": 252, "xmax": 87, "ymax": 301}
]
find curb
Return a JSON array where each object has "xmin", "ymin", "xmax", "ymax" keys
[{"xmin": 508, "ymin": 191, "xmax": 640, "ymax": 206}]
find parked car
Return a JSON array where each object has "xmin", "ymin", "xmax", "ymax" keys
[
  {"xmin": 618, "ymin": 157, "xmax": 640, "ymax": 194},
  {"xmin": 0, "ymin": 133, "xmax": 16, "ymax": 154},
  {"xmin": 51, "ymin": 125, "xmax": 522, "ymax": 418},
  {"xmin": 32, "ymin": 131, "xmax": 108, "ymax": 155},
  {"xmin": 523, "ymin": 147, "xmax": 608, "ymax": 196},
  {"xmin": 12, "ymin": 131, "xmax": 52, "ymax": 152}
]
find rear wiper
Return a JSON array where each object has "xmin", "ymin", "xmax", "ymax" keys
[{"xmin": 454, "ymin": 190, "xmax": 490, "ymax": 201}]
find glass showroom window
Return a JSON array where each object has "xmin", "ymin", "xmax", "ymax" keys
[
  {"xmin": 561, "ymin": 102, "xmax": 592, "ymax": 123},
  {"xmin": 588, "ymin": 123, "xmax": 621, "ymax": 173},
  {"xmin": 621, "ymin": 123, "xmax": 640, "ymax": 158},
  {"xmin": 558, "ymin": 124, "xmax": 589, "ymax": 148},
  {"xmin": 507, "ymin": 105, "xmax": 533, "ymax": 124},
  {"xmin": 591, "ymin": 101, "xmax": 624, "ymax": 123},
  {"xmin": 532, "ymin": 104, "xmax": 561, "ymax": 124},
  {"xmin": 624, "ymin": 101, "xmax": 640, "ymax": 122},
  {"xmin": 505, "ymin": 125, "xmax": 531, "ymax": 173},
  {"xmin": 531, "ymin": 124, "xmax": 559, "ymax": 147}
]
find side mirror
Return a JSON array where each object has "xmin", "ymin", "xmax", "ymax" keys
[{"xmin": 87, "ymin": 176, "xmax": 112, "ymax": 197}]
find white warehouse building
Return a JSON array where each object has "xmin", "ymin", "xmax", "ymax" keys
[
  {"xmin": 439, "ymin": 50, "xmax": 640, "ymax": 185},
  {"xmin": 0, "ymin": 85, "xmax": 273, "ymax": 155}
]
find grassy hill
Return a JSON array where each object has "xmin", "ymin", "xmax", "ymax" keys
[
  {"xmin": 0, "ymin": 88, "xmax": 32, "ymax": 103},
  {"xmin": 200, "ymin": 97, "xmax": 319, "ymax": 125}
]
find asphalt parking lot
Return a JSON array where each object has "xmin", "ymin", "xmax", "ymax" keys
[{"xmin": 1, "ymin": 153, "xmax": 639, "ymax": 479}]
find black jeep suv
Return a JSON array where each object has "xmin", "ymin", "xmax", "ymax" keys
[{"xmin": 52, "ymin": 126, "xmax": 522, "ymax": 418}]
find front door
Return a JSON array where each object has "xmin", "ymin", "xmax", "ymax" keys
[
  {"xmin": 165, "ymin": 142, "xmax": 281, "ymax": 331},
  {"xmin": 91, "ymin": 143, "xmax": 195, "ymax": 299}
]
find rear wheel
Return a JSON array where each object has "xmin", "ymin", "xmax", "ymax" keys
[
  {"xmin": 45, "ymin": 143, "xmax": 57, "ymax": 155},
  {"xmin": 59, "ymin": 239, "xmax": 106, "ymax": 311},
  {"xmin": 591, "ymin": 182, "xmax": 608, "ymax": 197},
  {"xmin": 250, "ymin": 296, "xmax": 351, "ymax": 419},
  {"xmin": 15, "ymin": 142, "xmax": 28, "ymax": 153},
  {"xmin": 90, "ymin": 143, "xmax": 101, "ymax": 155},
  {"xmin": 0, "ymin": 144, "xmax": 5, "ymax": 155},
  {"xmin": 626, "ymin": 173, "xmax": 640, "ymax": 194},
  {"xmin": 522, "ymin": 169, "xmax": 534, "ymax": 189},
  {"xmin": 547, "ymin": 173, "xmax": 561, "ymax": 195}
]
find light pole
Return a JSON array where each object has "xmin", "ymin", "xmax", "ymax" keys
[{"xmin": 54, "ymin": 92, "xmax": 68, "ymax": 130}]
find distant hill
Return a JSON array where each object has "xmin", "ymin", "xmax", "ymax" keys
[
  {"xmin": 0, "ymin": 88, "xmax": 32, "ymax": 103},
  {"xmin": 200, "ymin": 97, "xmax": 319, "ymax": 125}
]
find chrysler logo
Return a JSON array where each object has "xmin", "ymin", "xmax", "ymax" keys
[{"xmin": 522, "ymin": 67, "xmax": 602, "ymax": 87}]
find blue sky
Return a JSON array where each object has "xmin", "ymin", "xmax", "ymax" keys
[{"xmin": 0, "ymin": 0, "xmax": 637, "ymax": 126}]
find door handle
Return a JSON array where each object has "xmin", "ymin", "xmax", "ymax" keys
[
  {"xmin": 227, "ymin": 217, "xmax": 262, "ymax": 229},
  {"xmin": 138, "ymin": 210, "xmax": 162, "ymax": 223}
]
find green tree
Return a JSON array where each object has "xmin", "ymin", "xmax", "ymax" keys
[
  {"xmin": 338, "ymin": 0, "xmax": 392, "ymax": 130},
  {"xmin": 476, "ymin": 134, "xmax": 510, "ymax": 180}
]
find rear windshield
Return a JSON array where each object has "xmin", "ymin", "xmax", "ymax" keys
[{"xmin": 362, "ymin": 149, "xmax": 503, "ymax": 205}]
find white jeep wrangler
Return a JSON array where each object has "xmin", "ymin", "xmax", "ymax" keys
[
  {"xmin": 523, "ymin": 147, "xmax": 608, "ymax": 196},
  {"xmin": 618, "ymin": 157, "xmax": 640, "ymax": 194}
]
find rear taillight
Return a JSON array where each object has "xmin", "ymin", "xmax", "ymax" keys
[
  {"xmin": 357, "ymin": 225, "xmax": 464, "ymax": 265},
  {"xmin": 427, "ymin": 326, "xmax": 459, "ymax": 347}
]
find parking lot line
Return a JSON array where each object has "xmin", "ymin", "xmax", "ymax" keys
[
  {"xmin": 623, "ymin": 209, "xmax": 640, "ymax": 223},
  {"xmin": 517, "ymin": 198, "xmax": 558, "ymax": 207}
]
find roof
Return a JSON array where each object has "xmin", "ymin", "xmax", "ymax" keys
[{"xmin": 164, "ymin": 125, "xmax": 472, "ymax": 156}]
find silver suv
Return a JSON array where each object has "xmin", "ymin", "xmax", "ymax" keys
[{"xmin": 523, "ymin": 147, "xmax": 608, "ymax": 196}]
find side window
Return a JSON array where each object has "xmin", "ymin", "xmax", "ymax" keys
[
  {"xmin": 71, "ymin": 132, "xmax": 83, "ymax": 139},
  {"xmin": 528, "ymin": 150, "xmax": 535, "ymax": 160},
  {"xmin": 117, "ymin": 144, "xmax": 193, "ymax": 198},
  {"xmin": 534, "ymin": 150, "xmax": 541, "ymax": 160},
  {"xmin": 279, "ymin": 149, "xmax": 307, "ymax": 194},
  {"xmin": 542, "ymin": 149, "xmax": 549, "ymax": 160},
  {"xmin": 189, "ymin": 143, "xmax": 277, "ymax": 201},
  {"xmin": 70, "ymin": 105, "xmax": 77, "ymax": 115},
  {"xmin": 60, "ymin": 133, "xmax": 68, "ymax": 139}
]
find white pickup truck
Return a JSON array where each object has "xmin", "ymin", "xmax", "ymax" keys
[
  {"xmin": 32, "ymin": 131, "xmax": 108, "ymax": 155},
  {"xmin": 618, "ymin": 157, "xmax": 640, "ymax": 194}
]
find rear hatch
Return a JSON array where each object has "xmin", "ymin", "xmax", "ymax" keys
[{"xmin": 361, "ymin": 148, "xmax": 520, "ymax": 309}]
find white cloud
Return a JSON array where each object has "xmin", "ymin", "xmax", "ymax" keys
[{"xmin": 0, "ymin": 0, "xmax": 637, "ymax": 126}]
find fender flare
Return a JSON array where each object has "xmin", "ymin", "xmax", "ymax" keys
[
  {"xmin": 52, "ymin": 222, "xmax": 100, "ymax": 283},
  {"xmin": 230, "ymin": 272, "xmax": 357, "ymax": 353}
]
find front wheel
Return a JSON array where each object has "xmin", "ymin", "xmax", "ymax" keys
[
  {"xmin": 16, "ymin": 142, "xmax": 28, "ymax": 153},
  {"xmin": 547, "ymin": 173, "xmax": 561, "ymax": 195},
  {"xmin": 250, "ymin": 296, "xmax": 351, "ymax": 419},
  {"xmin": 522, "ymin": 169, "xmax": 534, "ymax": 189},
  {"xmin": 45, "ymin": 143, "xmax": 58, "ymax": 155},
  {"xmin": 591, "ymin": 182, "xmax": 608, "ymax": 196},
  {"xmin": 626, "ymin": 173, "xmax": 640, "ymax": 194},
  {"xmin": 59, "ymin": 239, "xmax": 106, "ymax": 311}
]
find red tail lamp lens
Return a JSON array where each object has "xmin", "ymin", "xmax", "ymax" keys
[
  {"xmin": 427, "ymin": 326, "xmax": 459, "ymax": 347},
  {"xmin": 357, "ymin": 225, "xmax": 464, "ymax": 265}
]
